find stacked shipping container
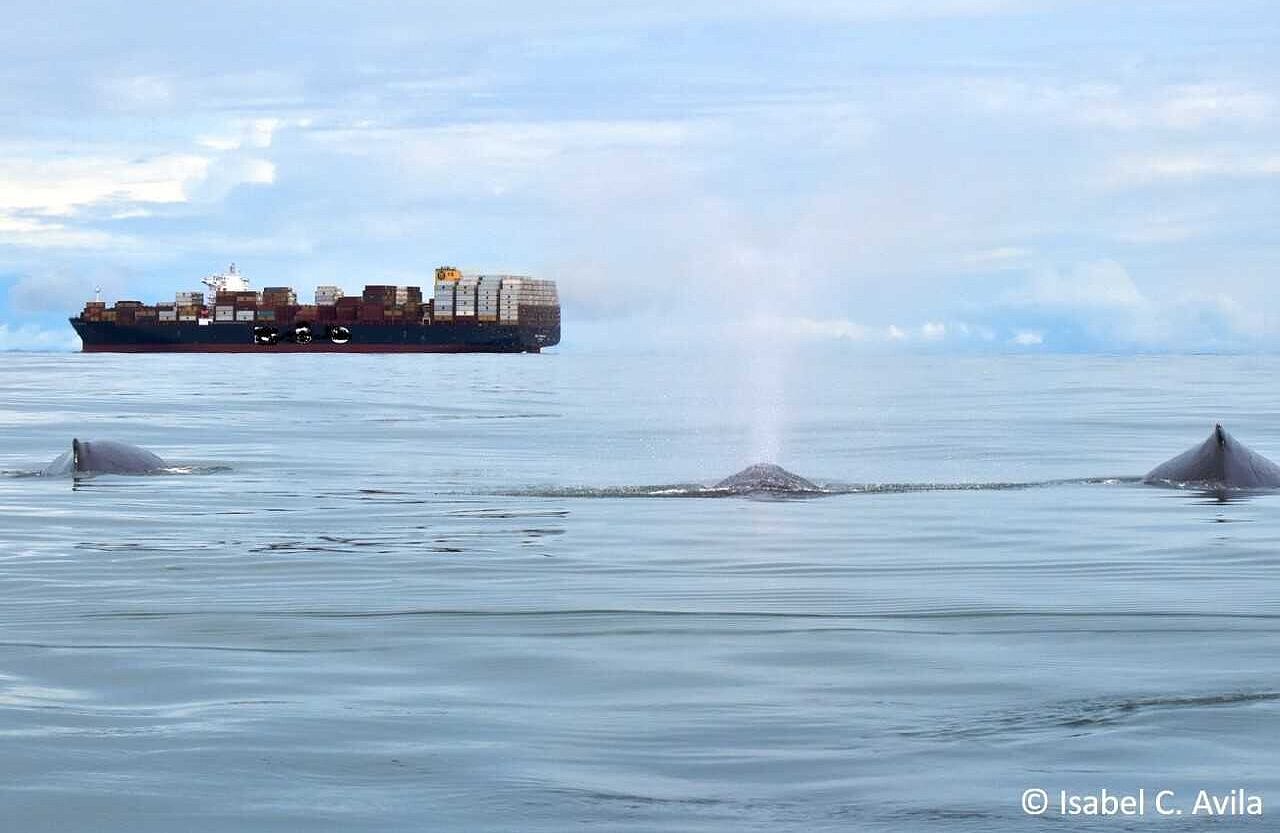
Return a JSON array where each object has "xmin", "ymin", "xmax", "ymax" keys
[
  {"xmin": 433, "ymin": 280, "xmax": 456, "ymax": 321},
  {"xmin": 315, "ymin": 286, "xmax": 344, "ymax": 305},
  {"xmin": 454, "ymin": 276, "xmax": 479, "ymax": 320},
  {"xmin": 476, "ymin": 276, "xmax": 500, "ymax": 322},
  {"xmin": 78, "ymin": 272, "xmax": 559, "ymax": 329}
]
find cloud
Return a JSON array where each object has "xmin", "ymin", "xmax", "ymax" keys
[
  {"xmin": 6, "ymin": 272, "xmax": 107, "ymax": 313},
  {"xmin": 1012, "ymin": 260, "xmax": 1144, "ymax": 308},
  {"xmin": 736, "ymin": 316, "xmax": 1000, "ymax": 347},
  {"xmin": 196, "ymin": 117, "xmax": 300, "ymax": 151},
  {"xmin": 97, "ymin": 74, "xmax": 174, "ymax": 111},
  {"xmin": 0, "ymin": 322, "xmax": 80, "ymax": 351},
  {"xmin": 312, "ymin": 119, "xmax": 698, "ymax": 202},
  {"xmin": 0, "ymin": 153, "xmax": 211, "ymax": 216},
  {"xmin": 957, "ymin": 79, "xmax": 1273, "ymax": 131},
  {"xmin": 980, "ymin": 260, "xmax": 1273, "ymax": 350},
  {"xmin": 0, "ymin": 120, "xmax": 290, "ymax": 250},
  {"xmin": 0, "ymin": 215, "xmax": 122, "ymax": 249},
  {"xmin": 1110, "ymin": 150, "xmax": 1280, "ymax": 184}
]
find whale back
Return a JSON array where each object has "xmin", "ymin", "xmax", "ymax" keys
[
  {"xmin": 714, "ymin": 463, "xmax": 821, "ymax": 494},
  {"xmin": 42, "ymin": 439, "xmax": 166, "ymax": 476},
  {"xmin": 1144, "ymin": 424, "xmax": 1280, "ymax": 488}
]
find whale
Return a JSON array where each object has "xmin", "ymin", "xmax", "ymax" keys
[
  {"xmin": 714, "ymin": 463, "xmax": 823, "ymax": 495},
  {"xmin": 1144, "ymin": 424, "xmax": 1280, "ymax": 489},
  {"xmin": 41, "ymin": 439, "xmax": 168, "ymax": 477}
]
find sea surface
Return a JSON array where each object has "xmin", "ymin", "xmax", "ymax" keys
[{"xmin": 1, "ymin": 351, "xmax": 1278, "ymax": 831}]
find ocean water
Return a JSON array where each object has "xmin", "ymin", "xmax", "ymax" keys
[{"xmin": 1, "ymin": 351, "xmax": 1278, "ymax": 831}]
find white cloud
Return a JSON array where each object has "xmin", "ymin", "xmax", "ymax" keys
[
  {"xmin": 988, "ymin": 259, "xmax": 1277, "ymax": 349},
  {"xmin": 958, "ymin": 79, "xmax": 1273, "ymax": 131},
  {"xmin": 239, "ymin": 158, "xmax": 277, "ymax": 185},
  {"xmin": 6, "ymin": 273, "xmax": 103, "ymax": 313},
  {"xmin": 1015, "ymin": 259, "xmax": 1144, "ymax": 308},
  {"xmin": 312, "ymin": 118, "xmax": 698, "ymax": 199},
  {"xmin": 196, "ymin": 117, "xmax": 295, "ymax": 152},
  {"xmin": 1111, "ymin": 150, "xmax": 1280, "ymax": 184},
  {"xmin": 0, "ymin": 153, "xmax": 211, "ymax": 216},
  {"xmin": 0, "ymin": 125, "xmax": 286, "ymax": 250},
  {"xmin": 0, "ymin": 215, "xmax": 123, "ymax": 249},
  {"xmin": 0, "ymin": 323, "xmax": 80, "ymax": 352},
  {"xmin": 957, "ymin": 246, "xmax": 1032, "ymax": 269},
  {"xmin": 97, "ymin": 74, "xmax": 174, "ymax": 111},
  {"xmin": 1157, "ymin": 85, "xmax": 1273, "ymax": 129}
]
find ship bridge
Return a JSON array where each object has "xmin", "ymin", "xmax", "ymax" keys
[{"xmin": 201, "ymin": 263, "xmax": 251, "ymax": 297}]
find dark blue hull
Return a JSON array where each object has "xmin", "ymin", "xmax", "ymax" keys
[{"xmin": 70, "ymin": 319, "xmax": 559, "ymax": 353}]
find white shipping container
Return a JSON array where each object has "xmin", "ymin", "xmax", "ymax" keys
[
  {"xmin": 315, "ymin": 285, "xmax": 344, "ymax": 305},
  {"xmin": 158, "ymin": 311, "xmax": 177, "ymax": 322},
  {"xmin": 215, "ymin": 312, "xmax": 234, "ymax": 322},
  {"xmin": 235, "ymin": 310, "xmax": 255, "ymax": 322}
]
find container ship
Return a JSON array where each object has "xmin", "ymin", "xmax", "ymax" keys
[{"xmin": 71, "ymin": 265, "xmax": 560, "ymax": 353}]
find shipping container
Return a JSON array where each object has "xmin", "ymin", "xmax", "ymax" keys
[
  {"xmin": 262, "ymin": 287, "xmax": 297, "ymax": 307},
  {"xmin": 362, "ymin": 285, "xmax": 398, "ymax": 305},
  {"xmin": 216, "ymin": 291, "xmax": 258, "ymax": 304},
  {"xmin": 315, "ymin": 285, "xmax": 344, "ymax": 305},
  {"xmin": 235, "ymin": 310, "xmax": 256, "ymax": 322}
]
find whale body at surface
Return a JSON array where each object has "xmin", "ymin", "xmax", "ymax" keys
[
  {"xmin": 714, "ymin": 463, "xmax": 823, "ymax": 494},
  {"xmin": 1144, "ymin": 424, "xmax": 1280, "ymax": 489},
  {"xmin": 41, "ymin": 439, "xmax": 167, "ymax": 477}
]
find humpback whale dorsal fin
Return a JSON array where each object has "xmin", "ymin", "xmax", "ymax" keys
[
  {"xmin": 1215, "ymin": 424, "xmax": 1227, "ymax": 447},
  {"xmin": 72, "ymin": 439, "xmax": 84, "ymax": 472}
]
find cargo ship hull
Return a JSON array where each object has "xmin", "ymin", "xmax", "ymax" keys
[{"xmin": 70, "ymin": 319, "xmax": 559, "ymax": 354}]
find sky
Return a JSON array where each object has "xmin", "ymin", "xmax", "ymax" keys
[{"xmin": 0, "ymin": 0, "xmax": 1277, "ymax": 352}]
